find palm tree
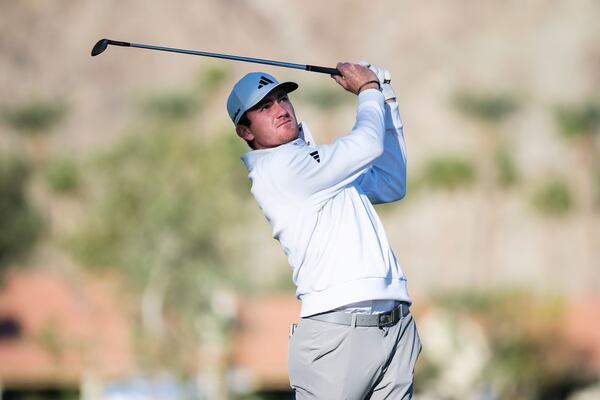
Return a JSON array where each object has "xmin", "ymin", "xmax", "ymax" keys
[
  {"xmin": 554, "ymin": 100, "xmax": 600, "ymax": 291},
  {"xmin": 452, "ymin": 90, "xmax": 519, "ymax": 286}
]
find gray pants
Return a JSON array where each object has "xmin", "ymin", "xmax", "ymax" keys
[{"xmin": 288, "ymin": 313, "xmax": 421, "ymax": 399}]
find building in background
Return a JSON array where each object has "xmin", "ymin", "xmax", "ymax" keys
[{"xmin": 0, "ymin": 269, "xmax": 134, "ymax": 399}]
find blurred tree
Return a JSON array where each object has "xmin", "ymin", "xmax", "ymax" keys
[
  {"xmin": 555, "ymin": 101, "xmax": 600, "ymax": 201},
  {"xmin": 1, "ymin": 97, "xmax": 69, "ymax": 276},
  {"xmin": 2, "ymin": 98, "xmax": 68, "ymax": 167},
  {"xmin": 416, "ymin": 289, "xmax": 595, "ymax": 399},
  {"xmin": 141, "ymin": 90, "xmax": 199, "ymax": 121},
  {"xmin": 556, "ymin": 102, "xmax": 600, "ymax": 138},
  {"xmin": 554, "ymin": 99, "xmax": 600, "ymax": 290},
  {"xmin": 2, "ymin": 99, "xmax": 68, "ymax": 135},
  {"xmin": 531, "ymin": 178, "xmax": 573, "ymax": 217},
  {"xmin": 196, "ymin": 64, "xmax": 232, "ymax": 92},
  {"xmin": 453, "ymin": 93, "xmax": 518, "ymax": 124},
  {"xmin": 139, "ymin": 65, "xmax": 233, "ymax": 124},
  {"xmin": 0, "ymin": 156, "xmax": 42, "ymax": 274},
  {"xmin": 452, "ymin": 90, "xmax": 520, "ymax": 286},
  {"xmin": 71, "ymin": 122, "xmax": 250, "ymax": 397},
  {"xmin": 495, "ymin": 146, "xmax": 519, "ymax": 188},
  {"xmin": 420, "ymin": 155, "xmax": 476, "ymax": 191},
  {"xmin": 46, "ymin": 157, "xmax": 79, "ymax": 194},
  {"xmin": 72, "ymin": 68, "xmax": 251, "ymax": 398}
]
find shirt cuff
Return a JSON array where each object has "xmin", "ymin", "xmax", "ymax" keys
[{"xmin": 357, "ymin": 88, "xmax": 385, "ymax": 108}]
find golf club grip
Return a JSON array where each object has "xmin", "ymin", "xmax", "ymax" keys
[{"xmin": 306, "ymin": 65, "xmax": 342, "ymax": 76}]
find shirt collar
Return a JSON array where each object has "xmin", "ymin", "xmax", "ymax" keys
[{"xmin": 241, "ymin": 122, "xmax": 313, "ymax": 171}]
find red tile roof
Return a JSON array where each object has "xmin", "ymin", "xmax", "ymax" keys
[
  {"xmin": 0, "ymin": 268, "xmax": 135, "ymax": 386},
  {"xmin": 7, "ymin": 268, "xmax": 594, "ymax": 392},
  {"xmin": 232, "ymin": 294, "xmax": 300, "ymax": 390},
  {"xmin": 563, "ymin": 296, "xmax": 600, "ymax": 370}
]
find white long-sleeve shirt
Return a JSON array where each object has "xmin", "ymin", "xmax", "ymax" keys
[{"xmin": 241, "ymin": 89, "xmax": 411, "ymax": 317}]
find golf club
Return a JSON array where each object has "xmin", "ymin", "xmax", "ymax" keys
[{"xmin": 91, "ymin": 38, "xmax": 341, "ymax": 76}]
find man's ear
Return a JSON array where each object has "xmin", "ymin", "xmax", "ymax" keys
[{"xmin": 236, "ymin": 125, "xmax": 254, "ymax": 142}]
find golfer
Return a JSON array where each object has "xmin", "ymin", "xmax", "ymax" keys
[{"xmin": 227, "ymin": 62, "xmax": 421, "ymax": 399}]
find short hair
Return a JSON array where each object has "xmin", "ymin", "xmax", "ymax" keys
[
  {"xmin": 238, "ymin": 113, "xmax": 251, "ymax": 128},
  {"xmin": 237, "ymin": 113, "xmax": 255, "ymax": 149}
]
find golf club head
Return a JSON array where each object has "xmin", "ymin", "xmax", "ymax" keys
[{"xmin": 91, "ymin": 39, "xmax": 109, "ymax": 56}]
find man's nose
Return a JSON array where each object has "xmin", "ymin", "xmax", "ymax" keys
[{"xmin": 273, "ymin": 102, "xmax": 289, "ymax": 118}]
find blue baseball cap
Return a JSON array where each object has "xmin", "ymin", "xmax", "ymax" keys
[{"xmin": 227, "ymin": 72, "xmax": 298, "ymax": 126}]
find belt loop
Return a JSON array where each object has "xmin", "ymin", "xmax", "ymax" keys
[{"xmin": 351, "ymin": 313, "xmax": 357, "ymax": 328}]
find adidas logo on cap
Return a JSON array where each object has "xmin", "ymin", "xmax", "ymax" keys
[{"xmin": 257, "ymin": 75, "xmax": 274, "ymax": 89}]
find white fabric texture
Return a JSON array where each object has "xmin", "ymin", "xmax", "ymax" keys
[{"xmin": 241, "ymin": 89, "xmax": 410, "ymax": 317}]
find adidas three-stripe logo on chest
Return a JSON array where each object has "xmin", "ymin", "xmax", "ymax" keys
[{"xmin": 309, "ymin": 150, "xmax": 320, "ymax": 163}]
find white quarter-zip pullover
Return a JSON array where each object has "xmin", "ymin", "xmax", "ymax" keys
[{"xmin": 241, "ymin": 89, "xmax": 411, "ymax": 317}]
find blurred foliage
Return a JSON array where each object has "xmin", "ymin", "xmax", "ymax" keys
[
  {"xmin": 140, "ymin": 65, "xmax": 232, "ymax": 122},
  {"xmin": 420, "ymin": 155, "xmax": 476, "ymax": 191},
  {"xmin": 453, "ymin": 91, "xmax": 519, "ymax": 123},
  {"xmin": 595, "ymin": 169, "xmax": 600, "ymax": 209},
  {"xmin": 495, "ymin": 147, "xmax": 520, "ymax": 188},
  {"xmin": 433, "ymin": 288, "xmax": 566, "ymax": 330},
  {"xmin": 37, "ymin": 320, "xmax": 63, "ymax": 360},
  {"xmin": 71, "ymin": 66, "xmax": 246, "ymax": 373},
  {"xmin": 70, "ymin": 120, "xmax": 250, "ymax": 370},
  {"xmin": 72, "ymin": 125, "xmax": 249, "ymax": 282},
  {"xmin": 141, "ymin": 90, "xmax": 199, "ymax": 121},
  {"xmin": 269, "ymin": 267, "xmax": 298, "ymax": 292},
  {"xmin": 531, "ymin": 178, "xmax": 573, "ymax": 216},
  {"xmin": 0, "ymin": 155, "xmax": 42, "ymax": 270},
  {"xmin": 46, "ymin": 157, "xmax": 79, "ymax": 193},
  {"xmin": 418, "ymin": 289, "xmax": 595, "ymax": 399},
  {"xmin": 555, "ymin": 100, "xmax": 600, "ymax": 138},
  {"xmin": 2, "ymin": 99, "xmax": 68, "ymax": 134},
  {"xmin": 299, "ymin": 85, "xmax": 352, "ymax": 110},
  {"xmin": 196, "ymin": 64, "xmax": 232, "ymax": 91}
]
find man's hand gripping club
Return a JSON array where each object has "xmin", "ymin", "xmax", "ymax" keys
[
  {"xmin": 331, "ymin": 62, "xmax": 380, "ymax": 95},
  {"xmin": 359, "ymin": 61, "xmax": 396, "ymax": 103}
]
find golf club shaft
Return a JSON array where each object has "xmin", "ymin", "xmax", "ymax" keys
[{"xmin": 105, "ymin": 39, "xmax": 341, "ymax": 75}]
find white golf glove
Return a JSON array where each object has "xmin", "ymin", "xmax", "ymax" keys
[{"xmin": 359, "ymin": 61, "xmax": 396, "ymax": 102}]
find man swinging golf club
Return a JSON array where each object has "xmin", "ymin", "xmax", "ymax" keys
[{"xmin": 228, "ymin": 62, "xmax": 421, "ymax": 399}]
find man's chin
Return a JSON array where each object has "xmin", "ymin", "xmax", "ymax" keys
[{"xmin": 280, "ymin": 123, "xmax": 300, "ymax": 140}]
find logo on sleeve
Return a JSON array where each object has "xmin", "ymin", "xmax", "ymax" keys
[{"xmin": 309, "ymin": 150, "xmax": 320, "ymax": 163}]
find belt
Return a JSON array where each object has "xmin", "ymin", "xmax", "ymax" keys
[{"xmin": 304, "ymin": 302, "xmax": 410, "ymax": 328}]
